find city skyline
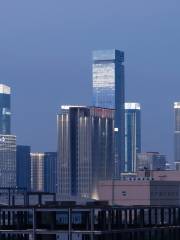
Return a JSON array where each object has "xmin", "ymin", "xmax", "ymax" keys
[
  {"xmin": 0, "ymin": 1, "xmax": 179, "ymax": 162},
  {"xmin": 0, "ymin": 1, "xmax": 180, "ymax": 238}
]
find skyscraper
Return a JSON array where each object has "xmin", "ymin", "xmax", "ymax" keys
[
  {"xmin": 92, "ymin": 49, "xmax": 125, "ymax": 175},
  {"xmin": 136, "ymin": 152, "xmax": 166, "ymax": 171},
  {"xmin": 57, "ymin": 105, "xmax": 114, "ymax": 198},
  {"xmin": 44, "ymin": 152, "xmax": 57, "ymax": 193},
  {"xmin": 174, "ymin": 102, "xmax": 180, "ymax": 170},
  {"xmin": 0, "ymin": 135, "xmax": 16, "ymax": 187},
  {"xmin": 16, "ymin": 145, "xmax": 31, "ymax": 190},
  {"xmin": 91, "ymin": 107, "xmax": 115, "ymax": 197},
  {"xmin": 0, "ymin": 84, "xmax": 11, "ymax": 135},
  {"xmin": 125, "ymin": 103, "xmax": 141, "ymax": 172},
  {"xmin": 31, "ymin": 153, "xmax": 45, "ymax": 192},
  {"xmin": 0, "ymin": 84, "xmax": 16, "ymax": 188},
  {"xmin": 57, "ymin": 106, "xmax": 91, "ymax": 197},
  {"xmin": 31, "ymin": 152, "xmax": 57, "ymax": 192}
]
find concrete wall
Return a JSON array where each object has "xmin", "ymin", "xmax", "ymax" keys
[
  {"xmin": 97, "ymin": 180, "xmax": 150, "ymax": 205},
  {"xmin": 97, "ymin": 180, "xmax": 180, "ymax": 206}
]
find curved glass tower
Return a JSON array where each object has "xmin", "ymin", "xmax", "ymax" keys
[{"xmin": 0, "ymin": 84, "xmax": 11, "ymax": 134}]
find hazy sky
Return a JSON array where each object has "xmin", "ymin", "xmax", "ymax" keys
[{"xmin": 0, "ymin": 0, "xmax": 179, "ymax": 161}]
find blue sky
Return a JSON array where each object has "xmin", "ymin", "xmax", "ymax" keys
[{"xmin": 0, "ymin": 0, "xmax": 179, "ymax": 161}]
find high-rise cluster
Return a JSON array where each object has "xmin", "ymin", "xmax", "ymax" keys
[
  {"xmin": 0, "ymin": 84, "xmax": 57, "ymax": 192},
  {"xmin": 0, "ymin": 49, "xmax": 176, "ymax": 200}
]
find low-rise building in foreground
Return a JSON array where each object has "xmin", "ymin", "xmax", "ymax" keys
[{"xmin": 97, "ymin": 170, "xmax": 180, "ymax": 206}]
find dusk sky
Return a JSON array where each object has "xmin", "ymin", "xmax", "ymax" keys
[{"xmin": 0, "ymin": 0, "xmax": 179, "ymax": 161}]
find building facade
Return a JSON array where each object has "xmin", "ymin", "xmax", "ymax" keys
[
  {"xmin": 125, "ymin": 102, "xmax": 141, "ymax": 172},
  {"xmin": 91, "ymin": 107, "xmax": 115, "ymax": 198},
  {"xmin": 92, "ymin": 49, "xmax": 125, "ymax": 175},
  {"xmin": 136, "ymin": 152, "xmax": 166, "ymax": 171},
  {"xmin": 16, "ymin": 145, "xmax": 31, "ymax": 190},
  {"xmin": 97, "ymin": 179, "xmax": 180, "ymax": 206},
  {"xmin": 57, "ymin": 106, "xmax": 90, "ymax": 197},
  {"xmin": 44, "ymin": 152, "xmax": 57, "ymax": 193},
  {"xmin": 174, "ymin": 102, "xmax": 180, "ymax": 170},
  {"xmin": 0, "ymin": 135, "xmax": 16, "ymax": 187},
  {"xmin": 0, "ymin": 84, "xmax": 11, "ymax": 135},
  {"xmin": 57, "ymin": 106, "xmax": 114, "ymax": 198},
  {"xmin": 31, "ymin": 152, "xmax": 57, "ymax": 193},
  {"xmin": 31, "ymin": 153, "xmax": 45, "ymax": 192}
]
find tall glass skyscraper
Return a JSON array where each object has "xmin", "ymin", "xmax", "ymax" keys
[
  {"xmin": 174, "ymin": 102, "xmax": 180, "ymax": 170},
  {"xmin": 57, "ymin": 105, "xmax": 114, "ymax": 198},
  {"xmin": 0, "ymin": 135, "xmax": 16, "ymax": 187},
  {"xmin": 0, "ymin": 84, "xmax": 11, "ymax": 135},
  {"xmin": 92, "ymin": 49, "xmax": 125, "ymax": 175},
  {"xmin": 57, "ymin": 106, "xmax": 92, "ymax": 197},
  {"xmin": 125, "ymin": 103, "xmax": 141, "ymax": 172},
  {"xmin": 90, "ymin": 107, "xmax": 115, "ymax": 198},
  {"xmin": 31, "ymin": 153, "xmax": 45, "ymax": 192},
  {"xmin": 0, "ymin": 84, "xmax": 16, "ymax": 188},
  {"xmin": 44, "ymin": 152, "xmax": 57, "ymax": 193},
  {"xmin": 31, "ymin": 152, "xmax": 57, "ymax": 192},
  {"xmin": 16, "ymin": 145, "xmax": 31, "ymax": 190}
]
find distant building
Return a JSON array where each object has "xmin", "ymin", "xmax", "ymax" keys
[
  {"xmin": 16, "ymin": 145, "xmax": 31, "ymax": 190},
  {"xmin": 44, "ymin": 152, "xmax": 57, "ymax": 193},
  {"xmin": 0, "ymin": 135, "xmax": 16, "ymax": 187},
  {"xmin": 31, "ymin": 153, "xmax": 45, "ymax": 192},
  {"xmin": 137, "ymin": 152, "xmax": 166, "ymax": 171},
  {"xmin": 97, "ymin": 179, "xmax": 180, "ymax": 206},
  {"xmin": 31, "ymin": 152, "xmax": 57, "ymax": 192},
  {"xmin": 121, "ymin": 169, "xmax": 180, "ymax": 181},
  {"xmin": 92, "ymin": 49, "xmax": 125, "ymax": 175},
  {"xmin": 57, "ymin": 105, "xmax": 114, "ymax": 198},
  {"xmin": 91, "ymin": 107, "xmax": 115, "ymax": 198},
  {"xmin": 0, "ymin": 84, "xmax": 11, "ymax": 135},
  {"xmin": 125, "ymin": 102, "xmax": 141, "ymax": 172},
  {"xmin": 0, "ymin": 85, "xmax": 16, "ymax": 188},
  {"xmin": 174, "ymin": 102, "xmax": 180, "ymax": 170}
]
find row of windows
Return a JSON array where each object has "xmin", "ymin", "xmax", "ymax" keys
[{"xmin": 151, "ymin": 192, "xmax": 179, "ymax": 197}]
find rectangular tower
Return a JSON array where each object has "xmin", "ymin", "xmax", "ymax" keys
[
  {"xmin": 0, "ymin": 135, "xmax": 16, "ymax": 187},
  {"xmin": 90, "ymin": 107, "xmax": 115, "ymax": 198},
  {"xmin": 0, "ymin": 84, "xmax": 11, "ymax": 135},
  {"xmin": 92, "ymin": 49, "xmax": 125, "ymax": 175},
  {"xmin": 44, "ymin": 152, "xmax": 57, "ymax": 193},
  {"xmin": 57, "ymin": 106, "xmax": 91, "ymax": 197},
  {"xmin": 125, "ymin": 103, "xmax": 141, "ymax": 172},
  {"xmin": 174, "ymin": 102, "xmax": 180, "ymax": 170},
  {"xmin": 57, "ymin": 105, "xmax": 114, "ymax": 198},
  {"xmin": 31, "ymin": 153, "xmax": 45, "ymax": 192},
  {"xmin": 16, "ymin": 145, "xmax": 31, "ymax": 190},
  {"xmin": 31, "ymin": 152, "xmax": 57, "ymax": 192}
]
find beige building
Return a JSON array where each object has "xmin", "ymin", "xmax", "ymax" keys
[
  {"xmin": 97, "ymin": 170, "xmax": 180, "ymax": 206},
  {"xmin": 31, "ymin": 153, "xmax": 45, "ymax": 192},
  {"xmin": 122, "ymin": 170, "xmax": 180, "ymax": 181}
]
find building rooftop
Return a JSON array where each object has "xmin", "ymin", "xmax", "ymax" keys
[
  {"xmin": 0, "ymin": 84, "xmax": 11, "ymax": 94},
  {"xmin": 61, "ymin": 105, "xmax": 86, "ymax": 110},
  {"xmin": 174, "ymin": 102, "xmax": 180, "ymax": 109},
  {"xmin": 125, "ymin": 102, "xmax": 141, "ymax": 110}
]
